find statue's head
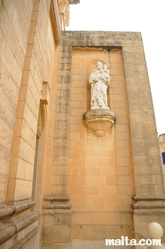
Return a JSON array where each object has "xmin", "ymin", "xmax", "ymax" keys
[
  {"xmin": 103, "ymin": 64, "xmax": 107, "ymax": 70},
  {"xmin": 96, "ymin": 61, "xmax": 103, "ymax": 70}
]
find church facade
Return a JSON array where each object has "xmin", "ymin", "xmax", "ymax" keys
[{"xmin": 1, "ymin": 1, "xmax": 165, "ymax": 248}]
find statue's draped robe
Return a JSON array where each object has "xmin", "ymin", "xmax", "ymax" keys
[{"xmin": 89, "ymin": 70, "xmax": 110, "ymax": 109}]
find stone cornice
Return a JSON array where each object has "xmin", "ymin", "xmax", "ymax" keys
[
  {"xmin": 0, "ymin": 212, "xmax": 39, "ymax": 245},
  {"xmin": 43, "ymin": 204, "xmax": 72, "ymax": 209},
  {"xmin": 43, "ymin": 195, "xmax": 70, "ymax": 201},
  {"xmin": 133, "ymin": 195, "xmax": 165, "ymax": 202},
  {"xmin": 43, "ymin": 195, "xmax": 71, "ymax": 210},
  {"xmin": 0, "ymin": 199, "xmax": 35, "ymax": 218},
  {"xmin": 131, "ymin": 195, "xmax": 165, "ymax": 210},
  {"xmin": 12, "ymin": 227, "xmax": 39, "ymax": 249}
]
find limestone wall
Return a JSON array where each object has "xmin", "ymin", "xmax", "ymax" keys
[
  {"xmin": 0, "ymin": 0, "xmax": 58, "ymax": 247},
  {"xmin": 0, "ymin": 0, "xmax": 34, "ymax": 204},
  {"xmin": 1, "ymin": 2, "xmax": 165, "ymax": 247},
  {"xmin": 41, "ymin": 31, "xmax": 165, "ymax": 248},
  {"xmin": 69, "ymin": 47, "xmax": 135, "ymax": 240}
]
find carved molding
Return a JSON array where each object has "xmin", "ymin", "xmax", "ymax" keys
[
  {"xmin": 50, "ymin": 0, "xmax": 61, "ymax": 44},
  {"xmin": 0, "ymin": 199, "xmax": 35, "ymax": 218},
  {"xmin": 132, "ymin": 203, "xmax": 165, "ymax": 209},
  {"xmin": 0, "ymin": 225, "xmax": 16, "ymax": 245},
  {"xmin": 0, "ymin": 205, "xmax": 13, "ymax": 218},
  {"xmin": 83, "ymin": 109, "xmax": 116, "ymax": 137},
  {"xmin": 133, "ymin": 196, "xmax": 165, "ymax": 202},
  {"xmin": 131, "ymin": 196, "xmax": 165, "ymax": 214},
  {"xmin": 43, "ymin": 195, "xmax": 70, "ymax": 201},
  {"xmin": 43, "ymin": 195, "xmax": 71, "ymax": 210},
  {"xmin": 43, "ymin": 203, "xmax": 71, "ymax": 209},
  {"xmin": 15, "ymin": 212, "xmax": 39, "ymax": 232},
  {"xmin": 58, "ymin": 0, "xmax": 70, "ymax": 27},
  {"xmin": 64, "ymin": 3, "xmax": 70, "ymax": 27},
  {"xmin": 13, "ymin": 227, "xmax": 39, "ymax": 249},
  {"xmin": 58, "ymin": 0, "xmax": 68, "ymax": 13},
  {"xmin": 57, "ymin": 0, "xmax": 80, "ymax": 27},
  {"xmin": 0, "ymin": 212, "xmax": 39, "ymax": 245}
]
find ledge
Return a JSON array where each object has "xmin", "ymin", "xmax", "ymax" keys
[
  {"xmin": 131, "ymin": 203, "xmax": 165, "ymax": 209},
  {"xmin": 132, "ymin": 195, "xmax": 165, "ymax": 201},
  {"xmin": 43, "ymin": 195, "xmax": 71, "ymax": 210},
  {"xmin": 0, "ymin": 199, "xmax": 35, "ymax": 218},
  {"xmin": 13, "ymin": 227, "xmax": 39, "ymax": 249},
  {"xmin": 0, "ymin": 205, "xmax": 13, "ymax": 218},
  {"xmin": 83, "ymin": 109, "xmax": 116, "ymax": 137},
  {"xmin": 43, "ymin": 204, "xmax": 72, "ymax": 209},
  {"xmin": 0, "ymin": 212, "xmax": 39, "ymax": 245},
  {"xmin": 131, "ymin": 195, "xmax": 165, "ymax": 210},
  {"xmin": 43, "ymin": 195, "xmax": 70, "ymax": 202}
]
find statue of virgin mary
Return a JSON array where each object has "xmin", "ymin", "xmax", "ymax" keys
[{"xmin": 89, "ymin": 61, "xmax": 110, "ymax": 110}]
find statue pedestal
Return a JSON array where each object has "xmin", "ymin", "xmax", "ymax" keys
[{"xmin": 83, "ymin": 109, "xmax": 116, "ymax": 137}]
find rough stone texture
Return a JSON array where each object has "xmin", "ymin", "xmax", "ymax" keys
[
  {"xmin": 0, "ymin": 0, "xmax": 59, "ymax": 248},
  {"xmin": 0, "ymin": 199, "xmax": 35, "ymax": 218},
  {"xmin": 1, "ymin": 0, "xmax": 165, "ymax": 248},
  {"xmin": 0, "ymin": 223, "xmax": 39, "ymax": 249},
  {"xmin": 62, "ymin": 30, "xmax": 164, "ymax": 197},
  {"xmin": 47, "ymin": 42, "xmax": 72, "ymax": 196},
  {"xmin": 0, "ymin": 0, "xmax": 34, "ymax": 204},
  {"xmin": 51, "ymin": 31, "xmax": 165, "ymax": 245},
  {"xmin": 65, "ymin": 42, "xmax": 133, "ymax": 243},
  {"xmin": 0, "ymin": 212, "xmax": 39, "ymax": 246}
]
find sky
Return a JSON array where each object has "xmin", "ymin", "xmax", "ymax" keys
[{"xmin": 66, "ymin": 0, "xmax": 165, "ymax": 135}]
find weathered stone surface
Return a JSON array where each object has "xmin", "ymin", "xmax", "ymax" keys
[
  {"xmin": 83, "ymin": 109, "xmax": 116, "ymax": 137},
  {"xmin": 0, "ymin": 212, "xmax": 39, "ymax": 245},
  {"xmin": 0, "ymin": 225, "xmax": 16, "ymax": 244},
  {"xmin": 15, "ymin": 212, "xmax": 39, "ymax": 232},
  {"xmin": 0, "ymin": 199, "xmax": 35, "ymax": 218},
  {"xmin": 43, "ymin": 195, "xmax": 70, "ymax": 201},
  {"xmin": 0, "ymin": 205, "xmax": 13, "ymax": 218},
  {"xmin": 1, "ymin": 0, "xmax": 165, "ymax": 247}
]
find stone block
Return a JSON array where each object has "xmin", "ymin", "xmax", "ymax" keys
[
  {"xmin": 0, "ymin": 87, "xmax": 16, "ymax": 128},
  {"xmin": 53, "ymin": 223, "xmax": 71, "ymax": 243},
  {"xmin": 0, "ymin": 176, "xmax": 8, "ymax": 203},
  {"xmin": 42, "ymin": 226, "xmax": 53, "ymax": 243}
]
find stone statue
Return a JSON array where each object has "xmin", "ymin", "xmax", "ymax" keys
[{"xmin": 89, "ymin": 61, "xmax": 110, "ymax": 110}]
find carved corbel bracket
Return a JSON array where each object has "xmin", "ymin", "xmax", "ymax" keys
[
  {"xmin": 83, "ymin": 109, "xmax": 116, "ymax": 137},
  {"xmin": 58, "ymin": 0, "xmax": 70, "ymax": 27}
]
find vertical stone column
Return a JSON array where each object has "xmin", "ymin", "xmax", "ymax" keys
[
  {"xmin": 123, "ymin": 41, "xmax": 165, "ymax": 198},
  {"xmin": 122, "ymin": 40, "xmax": 165, "ymax": 240},
  {"xmin": 52, "ymin": 45, "xmax": 72, "ymax": 196},
  {"xmin": 6, "ymin": 0, "xmax": 41, "ymax": 203},
  {"xmin": 42, "ymin": 38, "xmax": 72, "ymax": 247}
]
